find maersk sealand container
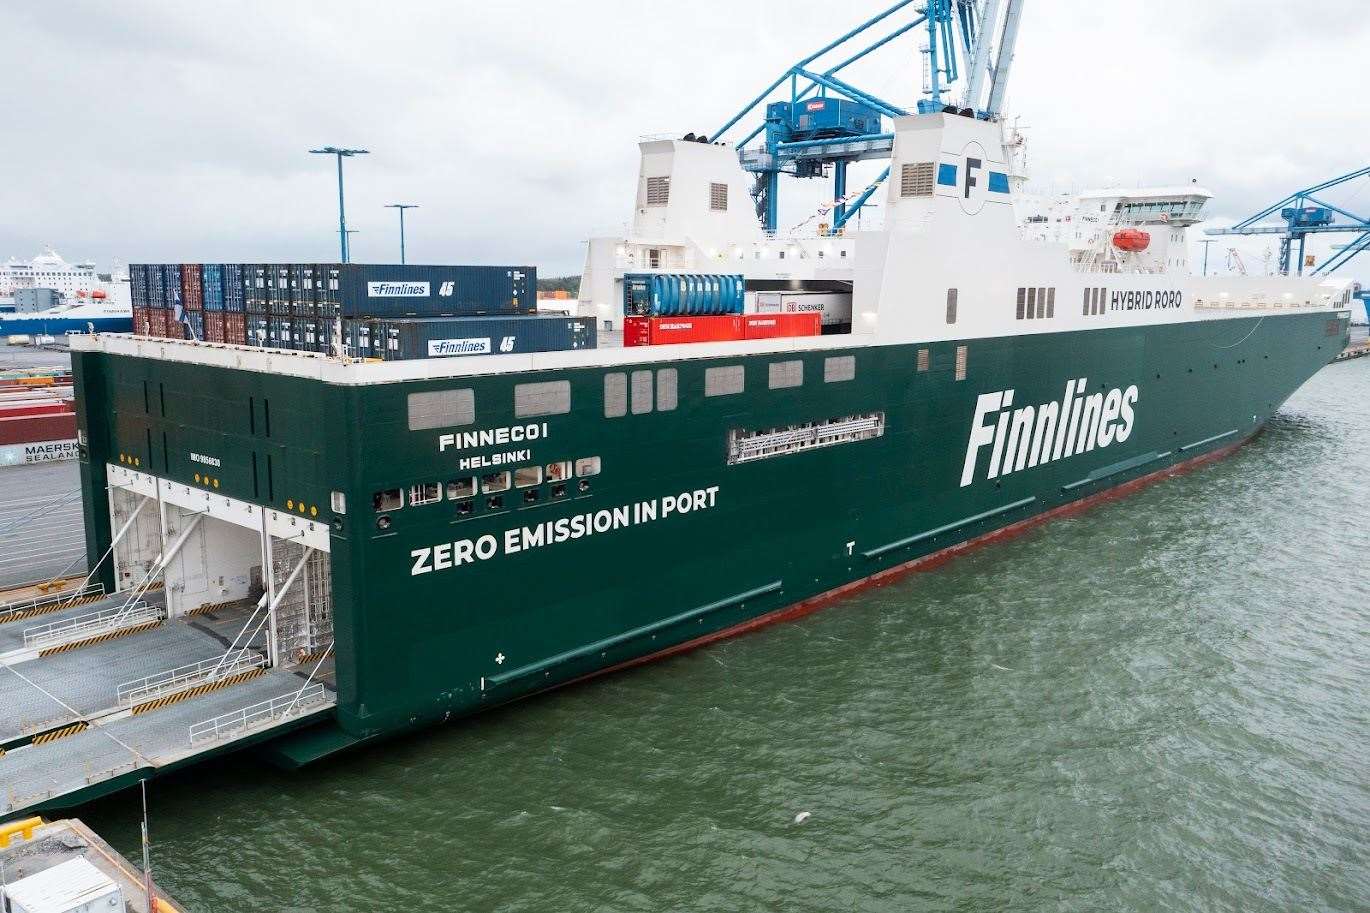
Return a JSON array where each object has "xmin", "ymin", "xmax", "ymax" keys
[{"xmin": 336, "ymin": 264, "xmax": 536, "ymax": 318}]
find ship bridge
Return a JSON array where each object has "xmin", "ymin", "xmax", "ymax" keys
[{"xmin": 0, "ymin": 464, "xmax": 337, "ymax": 819}]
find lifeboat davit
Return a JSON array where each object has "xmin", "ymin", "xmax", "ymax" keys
[
  {"xmin": 1112, "ymin": 229, "xmax": 1150, "ymax": 252},
  {"xmin": 90, "ymin": 289, "xmax": 106, "ymax": 299}
]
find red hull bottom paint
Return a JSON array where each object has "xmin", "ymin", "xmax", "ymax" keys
[{"xmin": 580, "ymin": 429, "xmax": 1257, "ymax": 685}]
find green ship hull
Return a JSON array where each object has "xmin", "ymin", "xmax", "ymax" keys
[{"xmin": 71, "ymin": 310, "xmax": 1350, "ymax": 757}]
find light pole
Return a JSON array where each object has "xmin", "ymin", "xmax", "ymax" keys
[
  {"xmin": 385, "ymin": 204, "xmax": 419, "ymax": 264},
  {"xmin": 309, "ymin": 147, "xmax": 369, "ymax": 263}
]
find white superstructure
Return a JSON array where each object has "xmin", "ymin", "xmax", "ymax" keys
[{"xmin": 0, "ymin": 248, "xmax": 97, "ymax": 298}]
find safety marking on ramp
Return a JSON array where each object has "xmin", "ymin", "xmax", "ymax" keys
[
  {"xmin": 130, "ymin": 667, "xmax": 268, "ymax": 715},
  {"xmin": 0, "ymin": 593, "xmax": 105, "ymax": 626},
  {"xmin": 183, "ymin": 600, "xmax": 235, "ymax": 618},
  {"xmin": 31, "ymin": 721, "xmax": 89, "ymax": 746},
  {"xmin": 37, "ymin": 619, "xmax": 162, "ymax": 658}
]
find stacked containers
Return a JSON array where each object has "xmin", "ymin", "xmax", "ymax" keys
[
  {"xmin": 224, "ymin": 312, "xmax": 247, "ymax": 346},
  {"xmin": 202, "ymin": 264, "xmax": 224, "ymax": 311},
  {"xmin": 180, "ymin": 264, "xmax": 203, "ymax": 313},
  {"xmin": 205, "ymin": 312, "xmax": 225, "ymax": 343},
  {"xmin": 245, "ymin": 265, "xmax": 269, "ymax": 315},
  {"xmin": 222, "ymin": 264, "xmax": 246, "ymax": 312}
]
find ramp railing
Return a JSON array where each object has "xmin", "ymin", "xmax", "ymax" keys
[
  {"xmin": 116, "ymin": 653, "xmax": 268, "ymax": 706},
  {"xmin": 22, "ymin": 600, "xmax": 160, "ymax": 651},
  {"xmin": 187, "ymin": 684, "xmax": 329, "ymax": 745},
  {"xmin": 0, "ymin": 582, "xmax": 106, "ymax": 624}
]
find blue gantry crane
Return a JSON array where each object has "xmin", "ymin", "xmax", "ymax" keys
[
  {"xmin": 709, "ymin": 0, "xmax": 1024, "ymax": 233},
  {"xmin": 1203, "ymin": 165, "xmax": 1370, "ymax": 277}
]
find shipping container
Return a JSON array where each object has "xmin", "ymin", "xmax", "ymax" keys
[
  {"xmin": 224, "ymin": 312, "xmax": 247, "ymax": 346},
  {"xmin": 222, "ymin": 264, "xmax": 246, "ymax": 312},
  {"xmin": 149, "ymin": 309, "xmax": 170, "ymax": 338},
  {"xmin": 129, "ymin": 265, "xmax": 150, "ymax": 310},
  {"xmin": 245, "ymin": 315, "xmax": 270, "ymax": 347},
  {"xmin": 334, "ymin": 264, "xmax": 535, "ymax": 318},
  {"xmin": 0, "ymin": 412, "xmax": 76, "ymax": 447},
  {"xmin": 245, "ymin": 265, "xmax": 269, "ymax": 313},
  {"xmin": 754, "ymin": 291, "xmax": 853, "ymax": 328},
  {"xmin": 147, "ymin": 266, "xmax": 166, "ymax": 313},
  {"xmin": 268, "ymin": 265, "xmax": 292, "ymax": 315},
  {"xmin": 186, "ymin": 311, "xmax": 205, "ymax": 340},
  {"xmin": 131, "ymin": 307, "xmax": 151, "ymax": 336},
  {"xmin": 162, "ymin": 265, "xmax": 183, "ymax": 311},
  {"xmin": 204, "ymin": 312, "xmax": 225, "ymax": 343},
  {"xmin": 358, "ymin": 314, "xmax": 595, "ymax": 360},
  {"xmin": 202, "ymin": 264, "xmax": 224, "ymax": 311},
  {"xmin": 623, "ymin": 273, "xmax": 745, "ymax": 316},
  {"xmin": 623, "ymin": 315, "xmax": 745, "ymax": 346},
  {"xmin": 181, "ymin": 264, "xmax": 204, "ymax": 311},
  {"xmin": 742, "ymin": 312, "xmax": 822, "ymax": 339}
]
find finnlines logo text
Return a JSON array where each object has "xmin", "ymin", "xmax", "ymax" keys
[
  {"xmin": 411, "ymin": 486, "xmax": 720, "ymax": 574},
  {"xmin": 367, "ymin": 281, "xmax": 430, "ymax": 297},
  {"xmin": 960, "ymin": 379, "xmax": 1138, "ymax": 487}
]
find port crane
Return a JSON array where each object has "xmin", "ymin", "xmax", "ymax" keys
[
  {"xmin": 710, "ymin": 0, "xmax": 1025, "ymax": 234},
  {"xmin": 1203, "ymin": 165, "xmax": 1370, "ymax": 277}
]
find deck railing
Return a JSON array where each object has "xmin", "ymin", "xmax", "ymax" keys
[
  {"xmin": 22, "ymin": 601, "xmax": 159, "ymax": 650},
  {"xmin": 117, "ymin": 653, "xmax": 268, "ymax": 706},
  {"xmin": 187, "ymin": 684, "xmax": 329, "ymax": 746},
  {"xmin": 0, "ymin": 582, "xmax": 105, "ymax": 623}
]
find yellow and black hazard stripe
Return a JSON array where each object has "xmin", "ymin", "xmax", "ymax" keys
[
  {"xmin": 31, "ymin": 721, "xmax": 89, "ymax": 746},
  {"xmin": 295, "ymin": 647, "xmax": 332, "ymax": 665},
  {"xmin": 183, "ymin": 600, "xmax": 235, "ymax": 619},
  {"xmin": 130, "ymin": 666, "xmax": 267, "ymax": 716},
  {"xmin": 38, "ymin": 619, "xmax": 162, "ymax": 658},
  {"xmin": 144, "ymin": 580, "xmax": 166, "ymax": 592},
  {"xmin": 0, "ymin": 592, "xmax": 105, "ymax": 626}
]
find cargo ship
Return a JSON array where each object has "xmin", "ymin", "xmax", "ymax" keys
[{"xmin": 0, "ymin": 8, "xmax": 1357, "ymax": 819}]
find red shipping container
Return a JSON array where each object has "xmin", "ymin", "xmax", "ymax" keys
[
  {"xmin": 132, "ymin": 307, "xmax": 151, "ymax": 336},
  {"xmin": 181, "ymin": 264, "xmax": 204, "ymax": 311},
  {"xmin": 0, "ymin": 412, "xmax": 76, "ymax": 446},
  {"xmin": 742, "ymin": 312, "xmax": 822, "ymax": 339},
  {"xmin": 223, "ymin": 312, "xmax": 247, "ymax": 346},
  {"xmin": 623, "ymin": 315, "xmax": 745, "ymax": 346},
  {"xmin": 205, "ymin": 312, "xmax": 226, "ymax": 343},
  {"xmin": 0, "ymin": 402, "xmax": 72, "ymax": 419},
  {"xmin": 149, "ymin": 309, "xmax": 169, "ymax": 338}
]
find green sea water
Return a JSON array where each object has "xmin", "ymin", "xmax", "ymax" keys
[{"xmin": 81, "ymin": 353, "xmax": 1369, "ymax": 912}]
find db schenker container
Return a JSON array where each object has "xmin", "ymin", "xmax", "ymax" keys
[
  {"xmin": 623, "ymin": 273, "xmax": 744, "ymax": 316},
  {"xmin": 334, "ymin": 264, "xmax": 536, "ymax": 319},
  {"xmin": 352, "ymin": 314, "xmax": 595, "ymax": 360}
]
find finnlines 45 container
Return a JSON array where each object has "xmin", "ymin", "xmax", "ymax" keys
[
  {"xmin": 623, "ymin": 273, "xmax": 744, "ymax": 316},
  {"xmin": 337, "ymin": 265, "xmax": 535, "ymax": 318},
  {"xmin": 354, "ymin": 315, "xmax": 595, "ymax": 360}
]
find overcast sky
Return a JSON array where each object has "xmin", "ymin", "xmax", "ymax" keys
[{"xmin": 4, "ymin": 1, "xmax": 1368, "ymax": 281}]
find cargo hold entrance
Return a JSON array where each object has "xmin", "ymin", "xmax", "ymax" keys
[{"xmin": 0, "ymin": 465, "xmax": 336, "ymax": 819}]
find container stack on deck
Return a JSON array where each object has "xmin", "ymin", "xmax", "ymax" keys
[
  {"xmin": 621, "ymin": 272, "xmax": 821, "ymax": 346},
  {"xmin": 129, "ymin": 263, "xmax": 595, "ymax": 359}
]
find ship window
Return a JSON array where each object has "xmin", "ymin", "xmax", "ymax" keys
[
  {"xmin": 514, "ymin": 380, "xmax": 570, "ymax": 417},
  {"xmin": 409, "ymin": 482, "xmax": 441, "ymax": 506},
  {"xmin": 705, "ymin": 365, "xmax": 745, "ymax": 396},
  {"xmin": 955, "ymin": 345, "xmax": 968, "ymax": 381},
  {"xmin": 546, "ymin": 460, "xmax": 572, "ymax": 482},
  {"xmin": 604, "ymin": 373, "xmax": 627, "ymax": 418},
  {"xmin": 514, "ymin": 466, "xmax": 542, "ymax": 488},
  {"xmin": 946, "ymin": 288, "xmax": 958, "ymax": 324},
  {"xmin": 917, "ymin": 348, "xmax": 930, "ymax": 372},
  {"xmin": 575, "ymin": 457, "xmax": 601, "ymax": 477},
  {"xmin": 900, "ymin": 161, "xmax": 935, "ymax": 197},
  {"xmin": 1082, "ymin": 287, "xmax": 1091, "ymax": 316},
  {"xmin": 646, "ymin": 176, "xmax": 670, "ymax": 206},
  {"xmin": 1027, "ymin": 287, "xmax": 1037, "ymax": 319},
  {"xmin": 1016, "ymin": 287, "xmax": 1026, "ymax": 320},
  {"xmin": 373, "ymin": 488, "xmax": 402, "ymax": 512},
  {"xmin": 330, "ymin": 491, "xmax": 346, "ymax": 514},
  {"xmin": 656, "ymin": 368, "xmax": 678, "ymax": 411},
  {"xmin": 631, "ymin": 370, "xmax": 654, "ymax": 414},
  {"xmin": 446, "ymin": 477, "xmax": 475, "ymax": 499},
  {"xmin": 824, "ymin": 355, "xmax": 856, "ymax": 383},
  {"xmin": 1046, "ymin": 287, "xmax": 1056, "ymax": 318},
  {"xmin": 768, "ymin": 360, "xmax": 803, "ymax": 389},
  {"xmin": 649, "ymin": 249, "xmax": 661, "ymax": 269},
  {"xmin": 407, "ymin": 389, "xmax": 475, "ymax": 431},
  {"xmin": 710, "ymin": 183, "xmax": 728, "ymax": 211},
  {"xmin": 480, "ymin": 471, "xmax": 511, "ymax": 493}
]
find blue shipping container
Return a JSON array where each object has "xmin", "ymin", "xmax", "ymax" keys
[
  {"xmin": 622, "ymin": 273, "xmax": 744, "ymax": 316},
  {"xmin": 335, "ymin": 264, "xmax": 536, "ymax": 318},
  {"xmin": 202, "ymin": 264, "xmax": 225, "ymax": 311},
  {"xmin": 222, "ymin": 264, "xmax": 246, "ymax": 312}
]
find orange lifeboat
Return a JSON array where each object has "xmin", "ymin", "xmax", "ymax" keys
[
  {"xmin": 1112, "ymin": 229, "xmax": 1150, "ymax": 252},
  {"xmin": 90, "ymin": 288, "xmax": 107, "ymax": 299}
]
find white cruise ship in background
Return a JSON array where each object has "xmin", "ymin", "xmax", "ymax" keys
[{"xmin": 0, "ymin": 248, "xmax": 131, "ymax": 338}]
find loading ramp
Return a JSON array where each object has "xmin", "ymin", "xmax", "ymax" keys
[{"xmin": 0, "ymin": 464, "xmax": 339, "ymax": 820}]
